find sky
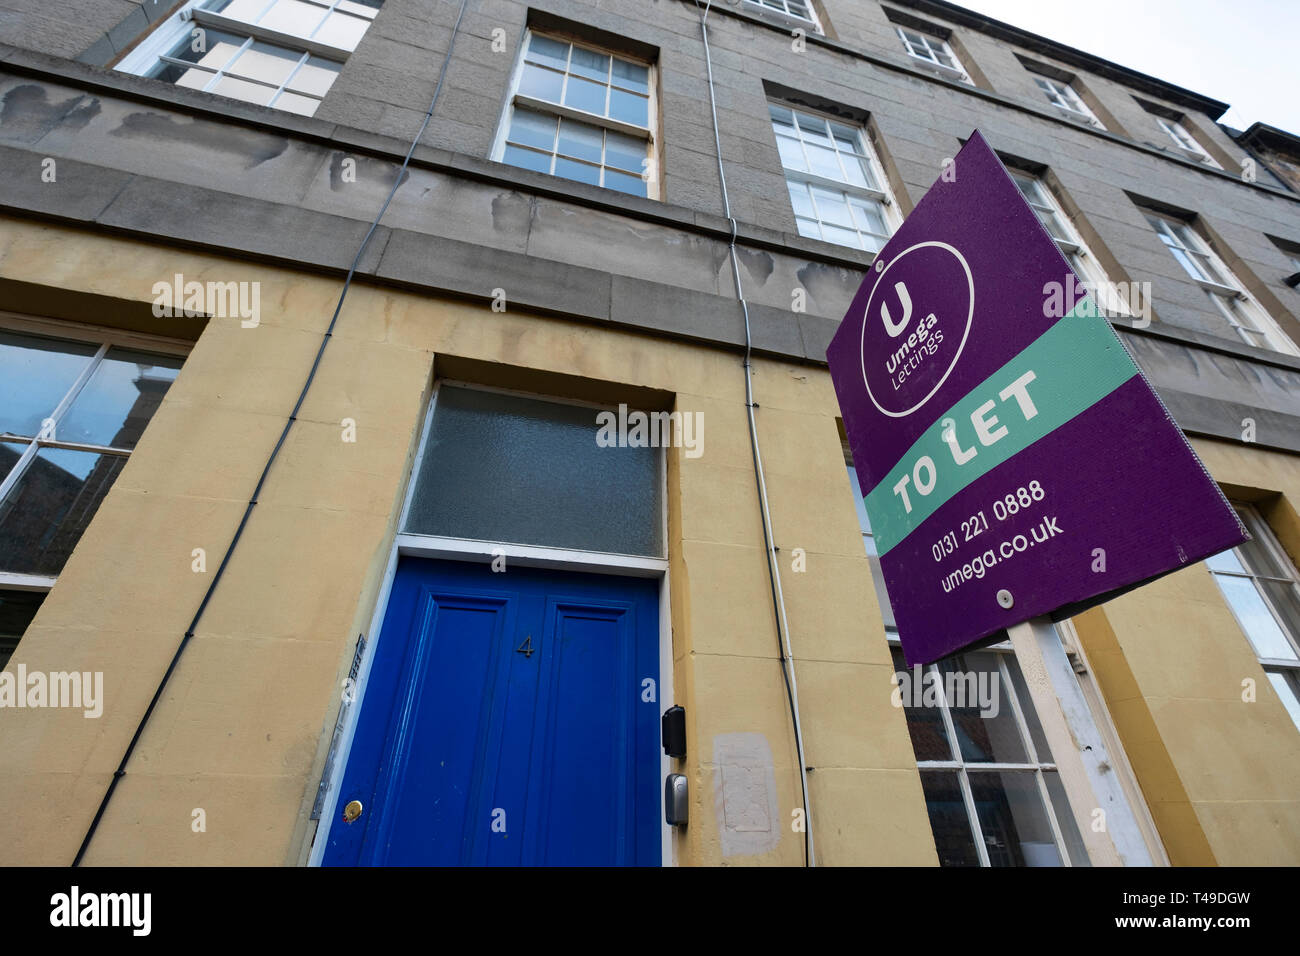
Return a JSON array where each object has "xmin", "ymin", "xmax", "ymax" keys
[{"xmin": 950, "ymin": 0, "xmax": 1300, "ymax": 134}]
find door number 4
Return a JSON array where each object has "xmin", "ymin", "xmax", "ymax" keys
[{"xmin": 515, "ymin": 634, "xmax": 535, "ymax": 658}]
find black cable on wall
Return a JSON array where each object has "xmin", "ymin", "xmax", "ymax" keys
[{"xmin": 71, "ymin": 0, "xmax": 473, "ymax": 866}]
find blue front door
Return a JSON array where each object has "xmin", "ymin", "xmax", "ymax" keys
[{"xmin": 322, "ymin": 558, "xmax": 662, "ymax": 866}]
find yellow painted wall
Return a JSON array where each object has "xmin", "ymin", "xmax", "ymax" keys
[
  {"xmin": 1073, "ymin": 437, "xmax": 1300, "ymax": 865},
  {"xmin": 0, "ymin": 215, "xmax": 936, "ymax": 866}
]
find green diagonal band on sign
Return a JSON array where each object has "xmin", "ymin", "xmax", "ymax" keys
[{"xmin": 864, "ymin": 303, "xmax": 1138, "ymax": 556}]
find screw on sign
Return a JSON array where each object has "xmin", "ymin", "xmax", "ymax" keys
[{"xmin": 827, "ymin": 131, "xmax": 1246, "ymax": 670}]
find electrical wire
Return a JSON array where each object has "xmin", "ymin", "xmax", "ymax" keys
[
  {"xmin": 696, "ymin": 0, "xmax": 815, "ymax": 867},
  {"xmin": 71, "ymin": 0, "xmax": 473, "ymax": 866}
]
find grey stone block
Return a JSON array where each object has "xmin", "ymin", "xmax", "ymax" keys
[
  {"xmin": 378, "ymin": 227, "xmax": 612, "ymax": 323},
  {"xmin": 611, "ymin": 273, "xmax": 746, "ymax": 348}
]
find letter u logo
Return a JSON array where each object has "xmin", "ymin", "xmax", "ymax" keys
[{"xmin": 881, "ymin": 281, "xmax": 913, "ymax": 338}]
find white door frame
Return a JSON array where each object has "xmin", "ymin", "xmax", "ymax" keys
[{"xmin": 307, "ymin": 380, "xmax": 676, "ymax": 866}]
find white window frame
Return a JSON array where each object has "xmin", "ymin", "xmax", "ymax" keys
[
  {"xmin": 1010, "ymin": 170, "xmax": 1131, "ymax": 317},
  {"xmin": 743, "ymin": 0, "xmax": 823, "ymax": 32},
  {"xmin": 894, "ymin": 26, "xmax": 971, "ymax": 84},
  {"xmin": 1155, "ymin": 116, "xmax": 1222, "ymax": 169},
  {"xmin": 115, "ymin": 0, "xmax": 379, "ymax": 116},
  {"xmin": 1145, "ymin": 213, "xmax": 1300, "ymax": 356},
  {"xmin": 306, "ymin": 380, "xmax": 676, "ymax": 866},
  {"xmin": 489, "ymin": 30, "xmax": 660, "ymax": 200},
  {"xmin": 886, "ymin": 630, "xmax": 1087, "ymax": 866},
  {"xmin": 844, "ymin": 450, "xmax": 1165, "ymax": 866},
  {"xmin": 771, "ymin": 102, "xmax": 900, "ymax": 254},
  {"xmin": 1208, "ymin": 503, "xmax": 1300, "ymax": 734},
  {"xmin": 1032, "ymin": 75, "xmax": 1104, "ymax": 130},
  {"xmin": 0, "ymin": 312, "xmax": 191, "ymax": 596}
]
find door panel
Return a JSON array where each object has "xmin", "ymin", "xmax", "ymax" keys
[{"xmin": 322, "ymin": 558, "xmax": 661, "ymax": 866}]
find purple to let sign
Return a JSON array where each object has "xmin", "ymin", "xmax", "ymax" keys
[{"xmin": 827, "ymin": 132, "xmax": 1247, "ymax": 667}]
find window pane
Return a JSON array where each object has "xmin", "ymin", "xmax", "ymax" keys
[
  {"xmin": 918, "ymin": 771, "xmax": 980, "ymax": 866},
  {"xmin": 553, "ymin": 156, "xmax": 600, "ymax": 186},
  {"xmin": 1236, "ymin": 519, "xmax": 1299, "ymax": 579},
  {"xmin": 1258, "ymin": 580, "xmax": 1300, "ymax": 656},
  {"xmin": 209, "ymin": 0, "xmax": 269, "ymax": 20},
  {"xmin": 968, "ymin": 771, "xmax": 1062, "ymax": 866},
  {"xmin": 1002, "ymin": 655, "xmax": 1052, "ymax": 759},
  {"xmin": 891, "ymin": 649, "xmax": 953, "ymax": 760},
  {"xmin": 839, "ymin": 154, "xmax": 872, "ymax": 189},
  {"xmin": 227, "ymin": 41, "xmax": 300, "ymax": 88},
  {"xmin": 55, "ymin": 347, "xmax": 182, "ymax": 450},
  {"xmin": 506, "ymin": 107, "xmax": 557, "ymax": 150},
  {"xmin": 0, "ymin": 441, "xmax": 24, "ymax": 485},
  {"xmin": 768, "ymin": 104, "xmax": 795, "ymax": 130},
  {"xmin": 289, "ymin": 57, "xmax": 341, "ymax": 97},
  {"xmin": 502, "ymin": 144, "xmax": 551, "ymax": 175},
  {"xmin": 1168, "ymin": 245, "xmax": 1207, "ymax": 281},
  {"xmin": 940, "ymin": 651, "xmax": 1029, "ymax": 764},
  {"xmin": 786, "ymin": 181, "xmax": 815, "ymax": 219},
  {"xmin": 0, "ymin": 332, "xmax": 98, "ymax": 440},
  {"xmin": 165, "ymin": 28, "xmax": 246, "ymax": 72},
  {"xmin": 1213, "ymin": 573, "xmax": 1298, "ymax": 660},
  {"xmin": 794, "ymin": 217, "xmax": 821, "ymax": 240},
  {"xmin": 312, "ymin": 10, "xmax": 371, "ymax": 51},
  {"xmin": 805, "ymin": 144, "xmax": 844, "ymax": 180},
  {"xmin": 848, "ymin": 196, "xmax": 888, "ymax": 237},
  {"xmin": 158, "ymin": 61, "xmax": 215, "ymax": 90},
  {"xmin": 525, "ymin": 34, "xmax": 569, "ymax": 71},
  {"xmin": 603, "ymin": 130, "xmax": 646, "ymax": 173},
  {"xmin": 809, "ymin": 186, "xmax": 853, "ymax": 228},
  {"xmin": 1266, "ymin": 671, "xmax": 1300, "ymax": 732},
  {"xmin": 1043, "ymin": 770, "xmax": 1091, "ymax": 866},
  {"xmin": 611, "ymin": 58, "xmax": 648, "ymax": 93},
  {"xmin": 568, "ymin": 46, "xmax": 610, "ymax": 83},
  {"xmin": 273, "ymin": 91, "xmax": 320, "ymax": 116},
  {"xmin": 404, "ymin": 387, "xmax": 664, "ymax": 556},
  {"xmin": 0, "ymin": 447, "xmax": 127, "ymax": 576},
  {"xmin": 0, "ymin": 588, "xmax": 45, "ymax": 671},
  {"xmin": 1040, "ymin": 210, "xmax": 1072, "ymax": 243},
  {"xmin": 563, "ymin": 74, "xmax": 607, "ymax": 115},
  {"xmin": 556, "ymin": 119, "xmax": 603, "ymax": 163},
  {"xmin": 775, "ymin": 135, "xmax": 806, "ymax": 172},
  {"xmin": 820, "ymin": 224, "xmax": 860, "ymax": 248},
  {"xmin": 210, "ymin": 75, "xmax": 276, "ymax": 106},
  {"xmin": 608, "ymin": 88, "xmax": 648, "ymax": 127},
  {"xmin": 519, "ymin": 62, "xmax": 563, "ymax": 103},
  {"xmin": 258, "ymin": 0, "xmax": 331, "ymax": 39},
  {"xmin": 796, "ymin": 112, "xmax": 831, "ymax": 145},
  {"xmin": 604, "ymin": 168, "xmax": 648, "ymax": 198}
]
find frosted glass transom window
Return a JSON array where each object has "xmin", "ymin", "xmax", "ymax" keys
[{"xmin": 404, "ymin": 387, "xmax": 664, "ymax": 558}]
